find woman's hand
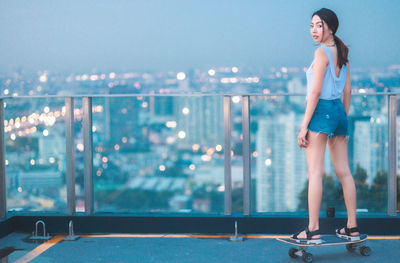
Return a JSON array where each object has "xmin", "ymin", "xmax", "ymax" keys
[{"xmin": 297, "ymin": 127, "xmax": 309, "ymax": 148}]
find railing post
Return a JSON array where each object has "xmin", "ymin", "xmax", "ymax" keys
[
  {"xmin": 388, "ymin": 94, "xmax": 397, "ymax": 216},
  {"xmin": 83, "ymin": 97, "xmax": 94, "ymax": 215},
  {"xmin": 65, "ymin": 97, "xmax": 76, "ymax": 215},
  {"xmin": 224, "ymin": 96, "xmax": 232, "ymax": 215},
  {"xmin": 0, "ymin": 99, "xmax": 6, "ymax": 219},
  {"xmin": 242, "ymin": 95, "xmax": 251, "ymax": 216}
]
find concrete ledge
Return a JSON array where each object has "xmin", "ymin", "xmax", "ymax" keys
[
  {"xmin": 3, "ymin": 213, "xmax": 400, "ymax": 236},
  {"xmin": 0, "ymin": 216, "xmax": 15, "ymax": 238}
]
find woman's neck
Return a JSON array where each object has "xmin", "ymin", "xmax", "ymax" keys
[{"xmin": 321, "ymin": 37, "xmax": 335, "ymax": 46}]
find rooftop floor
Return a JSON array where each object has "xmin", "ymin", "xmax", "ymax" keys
[{"xmin": 1, "ymin": 232, "xmax": 400, "ymax": 263}]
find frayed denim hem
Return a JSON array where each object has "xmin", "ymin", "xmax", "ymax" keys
[{"xmin": 307, "ymin": 128, "xmax": 349, "ymax": 146}]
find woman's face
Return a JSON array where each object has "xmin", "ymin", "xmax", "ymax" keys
[{"xmin": 310, "ymin": 15, "xmax": 331, "ymax": 43}]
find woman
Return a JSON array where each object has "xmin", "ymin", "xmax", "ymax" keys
[{"xmin": 291, "ymin": 8, "xmax": 361, "ymax": 244}]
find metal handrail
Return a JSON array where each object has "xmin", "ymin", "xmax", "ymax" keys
[{"xmin": 1, "ymin": 92, "xmax": 400, "ymax": 100}]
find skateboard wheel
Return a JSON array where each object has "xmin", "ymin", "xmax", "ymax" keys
[
  {"xmin": 302, "ymin": 252, "xmax": 313, "ymax": 263},
  {"xmin": 346, "ymin": 243, "xmax": 356, "ymax": 252},
  {"xmin": 288, "ymin": 248, "xmax": 298, "ymax": 258},
  {"xmin": 360, "ymin": 246, "xmax": 371, "ymax": 256}
]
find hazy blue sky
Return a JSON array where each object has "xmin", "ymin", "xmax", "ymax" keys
[{"xmin": 0, "ymin": 0, "xmax": 399, "ymax": 74}]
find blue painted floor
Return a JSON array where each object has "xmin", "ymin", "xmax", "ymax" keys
[{"xmin": 1, "ymin": 232, "xmax": 400, "ymax": 262}]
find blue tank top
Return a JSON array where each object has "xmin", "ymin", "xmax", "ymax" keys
[{"xmin": 306, "ymin": 44, "xmax": 348, "ymax": 100}]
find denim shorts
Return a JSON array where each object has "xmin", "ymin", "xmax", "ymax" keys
[{"xmin": 308, "ymin": 99, "xmax": 349, "ymax": 137}]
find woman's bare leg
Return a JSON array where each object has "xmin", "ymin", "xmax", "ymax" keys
[
  {"xmin": 328, "ymin": 136, "xmax": 359, "ymax": 235},
  {"xmin": 296, "ymin": 131, "xmax": 328, "ymax": 239}
]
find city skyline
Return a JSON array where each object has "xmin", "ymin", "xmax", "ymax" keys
[
  {"xmin": 3, "ymin": 93, "xmax": 391, "ymax": 213},
  {"xmin": 1, "ymin": 0, "xmax": 400, "ymax": 74}
]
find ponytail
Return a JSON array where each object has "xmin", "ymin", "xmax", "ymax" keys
[
  {"xmin": 312, "ymin": 8, "xmax": 349, "ymax": 68},
  {"xmin": 333, "ymin": 35, "xmax": 349, "ymax": 68}
]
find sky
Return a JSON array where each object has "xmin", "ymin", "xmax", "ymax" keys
[{"xmin": 0, "ymin": 0, "xmax": 399, "ymax": 74}]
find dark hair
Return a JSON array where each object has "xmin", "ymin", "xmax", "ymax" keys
[{"xmin": 312, "ymin": 8, "xmax": 349, "ymax": 68}]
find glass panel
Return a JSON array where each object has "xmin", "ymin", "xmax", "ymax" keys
[
  {"xmin": 92, "ymin": 96, "xmax": 225, "ymax": 213},
  {"xmin": 250, "ymin": 95, "xmax": 307, "ymax": 213},
  {"xmin": 250, "ymin": 95, "xmax": 389, "ymax": 214},
  {"xmin": 4, "ymin": 98, "xmax": 67, "ymax": 212},
  {"xmin": 349, "ymin": 95, "xmax": 388, "ymax": 214}
]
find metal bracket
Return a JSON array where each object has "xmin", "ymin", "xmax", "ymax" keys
[
  {"xmin": 29, "ymin": 220, "xmax": 51, "ymax": 240},
  {"xmin": 229, "ymin": 221, "xmax": 243, "ymax": 241},
  {"xmin": 64, "ymin": 220, "xmax": 80, "ymax": 241}
]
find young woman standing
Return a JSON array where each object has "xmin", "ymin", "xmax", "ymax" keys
[{"xmin": 291, "ymin": 8, "xmax": 361, "ymax": 244}]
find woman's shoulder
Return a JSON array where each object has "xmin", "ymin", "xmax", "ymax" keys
[{"xmin": 313, "ymin": 46, "xmax": 329, "ymax": 66}]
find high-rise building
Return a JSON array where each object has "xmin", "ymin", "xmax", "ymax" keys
[
  {"xmin": 174, "ymin": 96, "xmax": 224, "ymax": 149},
  {"xmin": 93, "ymin": 97, "xmax": 142, "ymax": 149},
  {"xmin": 352, "ymin": 116, "xmax": 388, "ymax": 184},
  {"xmin": 287, "ymin": 77, "xmax": 306, "ymax": 94},
  {"xmin": 255, "ymin": 112, "xmax": 308, "ymax": 212},
  {"xmin": 37, "ymin": 124, "xmax": 65, "ymax": 162}
]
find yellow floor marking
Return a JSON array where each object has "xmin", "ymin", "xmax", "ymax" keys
[
  {"xmin": 368, "ymin": 236, "xmax": 400, "ymax": 240},
  {"xmin": 80, "ymin": 234, "xmax": 169, "ymax": 238},
  {"xmin": 79, "ymin": 234, "xmax": 290, "ymax": 239},
  {"xmin": 14, "ymin": 235, "xmax": 66, "ymax": 263},
  {"xmin": 79, "ymin": 234, "xmax": 400, "ymax": 239}
]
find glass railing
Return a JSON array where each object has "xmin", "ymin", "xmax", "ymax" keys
[
  {"xmin": 91, "ymin": 96, "xmax": 225, "ymax": 213},
  {"xmin": 3, "ymin": 97, "xmax": 67, "ymax": 212},
  {"xmin": 0, "ymin": 93, "xmax": 398, "ymax": 217},
  {"xmin": 249, "ymin": 95, "xmax": 390, "ymax": 214}
]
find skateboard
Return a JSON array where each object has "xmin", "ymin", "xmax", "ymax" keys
[{"xmin": 276, "ymin": 234, "xmax": 370, "ymax": 263}]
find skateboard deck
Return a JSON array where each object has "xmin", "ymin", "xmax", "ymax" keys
[
  {"xmin": 277, "ymin": 234, "xmax": 367, "ymax": 246},
  {"xmin": 276, "ymin": 234, "xmax": 370, "ymax": 262}
]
